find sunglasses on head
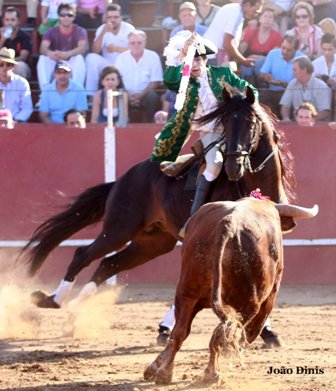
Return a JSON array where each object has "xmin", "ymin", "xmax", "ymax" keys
[{"xmin": 59, "ymin": 12, "xmax": 75, "ymax": 17}]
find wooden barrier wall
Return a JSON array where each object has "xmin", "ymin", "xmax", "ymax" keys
[{"xmin": 0, "ymin": 123, "xmax": 335, "ymax": 285}]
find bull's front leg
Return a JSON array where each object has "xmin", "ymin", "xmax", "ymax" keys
[
  {"xmin": 144, "ymin": 296, "xmax": 200, "ymax": 384},
  {"xmin": 144, "ymin": 327, "xmax": 184, "ymax": 384},
  {"xmin": 144, "ymin": 346, "xmax": 169, "ymax": 381}
]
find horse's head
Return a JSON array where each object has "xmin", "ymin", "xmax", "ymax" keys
[{"xmin": 220, "ymin": 86, "xmax": 262, "ymax": 181}]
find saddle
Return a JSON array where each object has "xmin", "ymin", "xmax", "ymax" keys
[{"xmin": 160, "ymin": 140, "xmax": 206, "ymax": 189}]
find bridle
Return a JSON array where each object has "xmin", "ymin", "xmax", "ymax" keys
[{"xmin": 218, "ymin": 112, "xmax": 278, "ymax": 174}]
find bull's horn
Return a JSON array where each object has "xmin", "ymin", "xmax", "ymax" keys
[{"xmin": 275, "ymin": 204, "xmax": 319, "ymax": 219}]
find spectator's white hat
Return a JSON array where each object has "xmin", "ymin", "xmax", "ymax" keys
[
  {"xmin": 0, "ymin": 47, "xmax": 17, "ymax": 65},
  {"xmin": 179, "ymin": 1, "xmax": 197, "ymax": 12},
  {"xmin": 54, "ymin": 60, "xmax": 71, "ymax": 72}
]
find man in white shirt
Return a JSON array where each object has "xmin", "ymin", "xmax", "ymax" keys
[
  {"xmin": 204, "ymin": 0, "xmax": 263, "ymax": 66},
  {"xmin": 312, "ymin": 33, "xmax": 336, "ymax": 89},
  {"xmin": 85, "ymin": 3, "xmax": 135, "ymax": 95},
  {"xmin": 114, "ymin": 30, "xmax": 163, "ymax": 122}
]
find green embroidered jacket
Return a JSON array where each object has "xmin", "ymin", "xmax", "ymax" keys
[{"xmin": 151, "ymin": 64, "xmax": 258, "ymax": 162}]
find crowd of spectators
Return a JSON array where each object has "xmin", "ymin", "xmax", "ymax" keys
[{"xmin": 0, "ymin": 0, "xmax": 335, "ymax": 126}]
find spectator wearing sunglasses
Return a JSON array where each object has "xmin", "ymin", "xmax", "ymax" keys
[
  {"xmin": 37, "ymin": 3, "xmax": 88, "ymax": 89},
  {"xmin": 285, "ymin": 2, "xmax": 323, "ymax": 60},
  {"xmin": 0, "ymin": 47, "xmax": 33, "ymax": 122},
  {"xmin": 38, "ymin": 0, "xmax": 77, "ymax": 35}
]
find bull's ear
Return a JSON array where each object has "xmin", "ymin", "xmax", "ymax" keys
[
  {"xmin": 222, "ymin": 87, "xmax": 231, "ymax": 102},
  {"xmin": 280, "ymin": 216, "xmax": 296, "ymax": 233},
  {"xmin": 245, "ymin": 86, "xmax": 255, "ymax": 104}
]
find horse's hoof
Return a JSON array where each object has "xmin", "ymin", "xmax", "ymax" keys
[
  {"xmin": 144, "ymin": 363, "xmax": 158, "ymax": 381},
  {"xmin": 260, "ymin": 327, "xmax": 282, "ymax": 348},
  {"xmin": 31, "ymin": 291, "xmax": 60, "ymax": 309},
  {"xmin": 155, "ymin": 368, "xmax": 173, "ymax": 385},
  {"xmin": 156, "ymin": 326, "xmax": 170, "ymax": 346},
  {"xmin": 31, "ymin": 290, "xmax": 48, "ymax": 305}
]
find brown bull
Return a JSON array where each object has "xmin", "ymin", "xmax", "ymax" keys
[{"xmin": 144, "ymin": 198, "xmax": 318, "ymax": 385}]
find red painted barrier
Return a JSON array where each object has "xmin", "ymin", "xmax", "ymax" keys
[{"xmin": 0, "ymin": 123, "xmax": 335, "ymax": 284}]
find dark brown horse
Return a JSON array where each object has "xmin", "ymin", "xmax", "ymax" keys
[{"xmin": 21, "ymin": 87, "xmax": 295, "ymax": 332}]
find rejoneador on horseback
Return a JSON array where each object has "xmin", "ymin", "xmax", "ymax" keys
[{"xmin": 151, "ymin": 31, "xmax": 259, "ymax": 215}]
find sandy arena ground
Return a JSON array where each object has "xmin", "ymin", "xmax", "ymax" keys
[{"xmin": 0, "ymin": 282, "xmax": 335, "ymax": 391}]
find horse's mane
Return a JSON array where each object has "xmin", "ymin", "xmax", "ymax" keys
[{"xmin": 197, "ymin": 93, "xmax": 297, "ymax": 203}]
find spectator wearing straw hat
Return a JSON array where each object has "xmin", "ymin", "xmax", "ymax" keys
[
  {"xmin": 0, "ymin": 47, "xmax": 33, "ymax": 122},
  {"xmin": 39, "ymin": 60, "xmax": 88, "ymax": 124}
]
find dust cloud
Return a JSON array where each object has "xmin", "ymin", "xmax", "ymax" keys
[
  {"xmin": 0, "ymin": 282, "xmax": 40, "ymax": 339},
  {"xmin": 0, "ymin": 268, "xmax": 124, "ymax": 340},
  {"xmin": 66, "ymin": 285, "xmax": 124, "ymax": 338}
]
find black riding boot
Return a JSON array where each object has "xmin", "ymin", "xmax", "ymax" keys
[
  {"xmin": 190, "ymin": 175, "xmax": 212, "ymax": 215},
  {"xmin": 179, "ymin": 175, "xmax": 212, "ymax": 239}
]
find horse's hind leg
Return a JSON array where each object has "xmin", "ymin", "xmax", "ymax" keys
[
  {"xmin": 89, "ymin": 231, "xmax": 177, "ymax": 285},
  {"xmin": 32, "ymin": 230, "xmax": 130, "ymax": 308},
  {"xmin": 57, "ymin": 231, "xmax": 177, "ymax": 312}
]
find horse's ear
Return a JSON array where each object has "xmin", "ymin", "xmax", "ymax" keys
[
  {"xmin": 222, "ymin": 87, "xmax": 231, "ymax": 102},
  {"xmin": 245, "ymin": 86, "xmax": 255, "ymax": 104}
]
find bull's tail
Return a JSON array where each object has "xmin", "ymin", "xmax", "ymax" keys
[
  {"xmin": 210, "ymin": 233, "xmax": 245, "ymax": 358},
  {"xmin": 19, "ymin": 182, "xmax": 114, "ymax": 276}
]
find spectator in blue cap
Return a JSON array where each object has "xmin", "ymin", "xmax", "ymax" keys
[{"xmin": 39, "ymin": 60, "xmax": 88, "ymax": 124}]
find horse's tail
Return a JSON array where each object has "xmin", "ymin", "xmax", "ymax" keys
[
  {"xmin": 210, "ymin": 230, "xmax": 245, "ymax": 358},
  {"xmin": 20, "ymin": 182, "xmax": 114, "ymax": 276}
]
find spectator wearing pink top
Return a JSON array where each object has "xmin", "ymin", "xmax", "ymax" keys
[
  {"xmin": 75, "ymin": 0, "xmax": 110, "ymax": 29},
  {"xmin": 37, "ymin": 3, "xmax": 88, "ymax": 89},
  {"xmin": 239, "ymin": 7, "xmax": 282, "ymax": 86}
]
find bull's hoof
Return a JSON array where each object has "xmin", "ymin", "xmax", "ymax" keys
[
  {"xmin": 260, "ymin": 327, "xmax": 282, "ymax": 348},
  {"xmin": 156, "ymin": 326, "xmax": 170, "ymax": 346},
  {"xmin": 144, "ymin": 362, "xmax": 158, "ymax": 381},
  {"xmin": 31, "ymin": 291, "xmax": 60, "ymax": 309},
  {"xmin": 203, "ymin": 369, "xmax": 220, "ymax": 384},
  {"xmin": 155, "ymin": 368, "xmax": 173, "ymax": 385}
]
